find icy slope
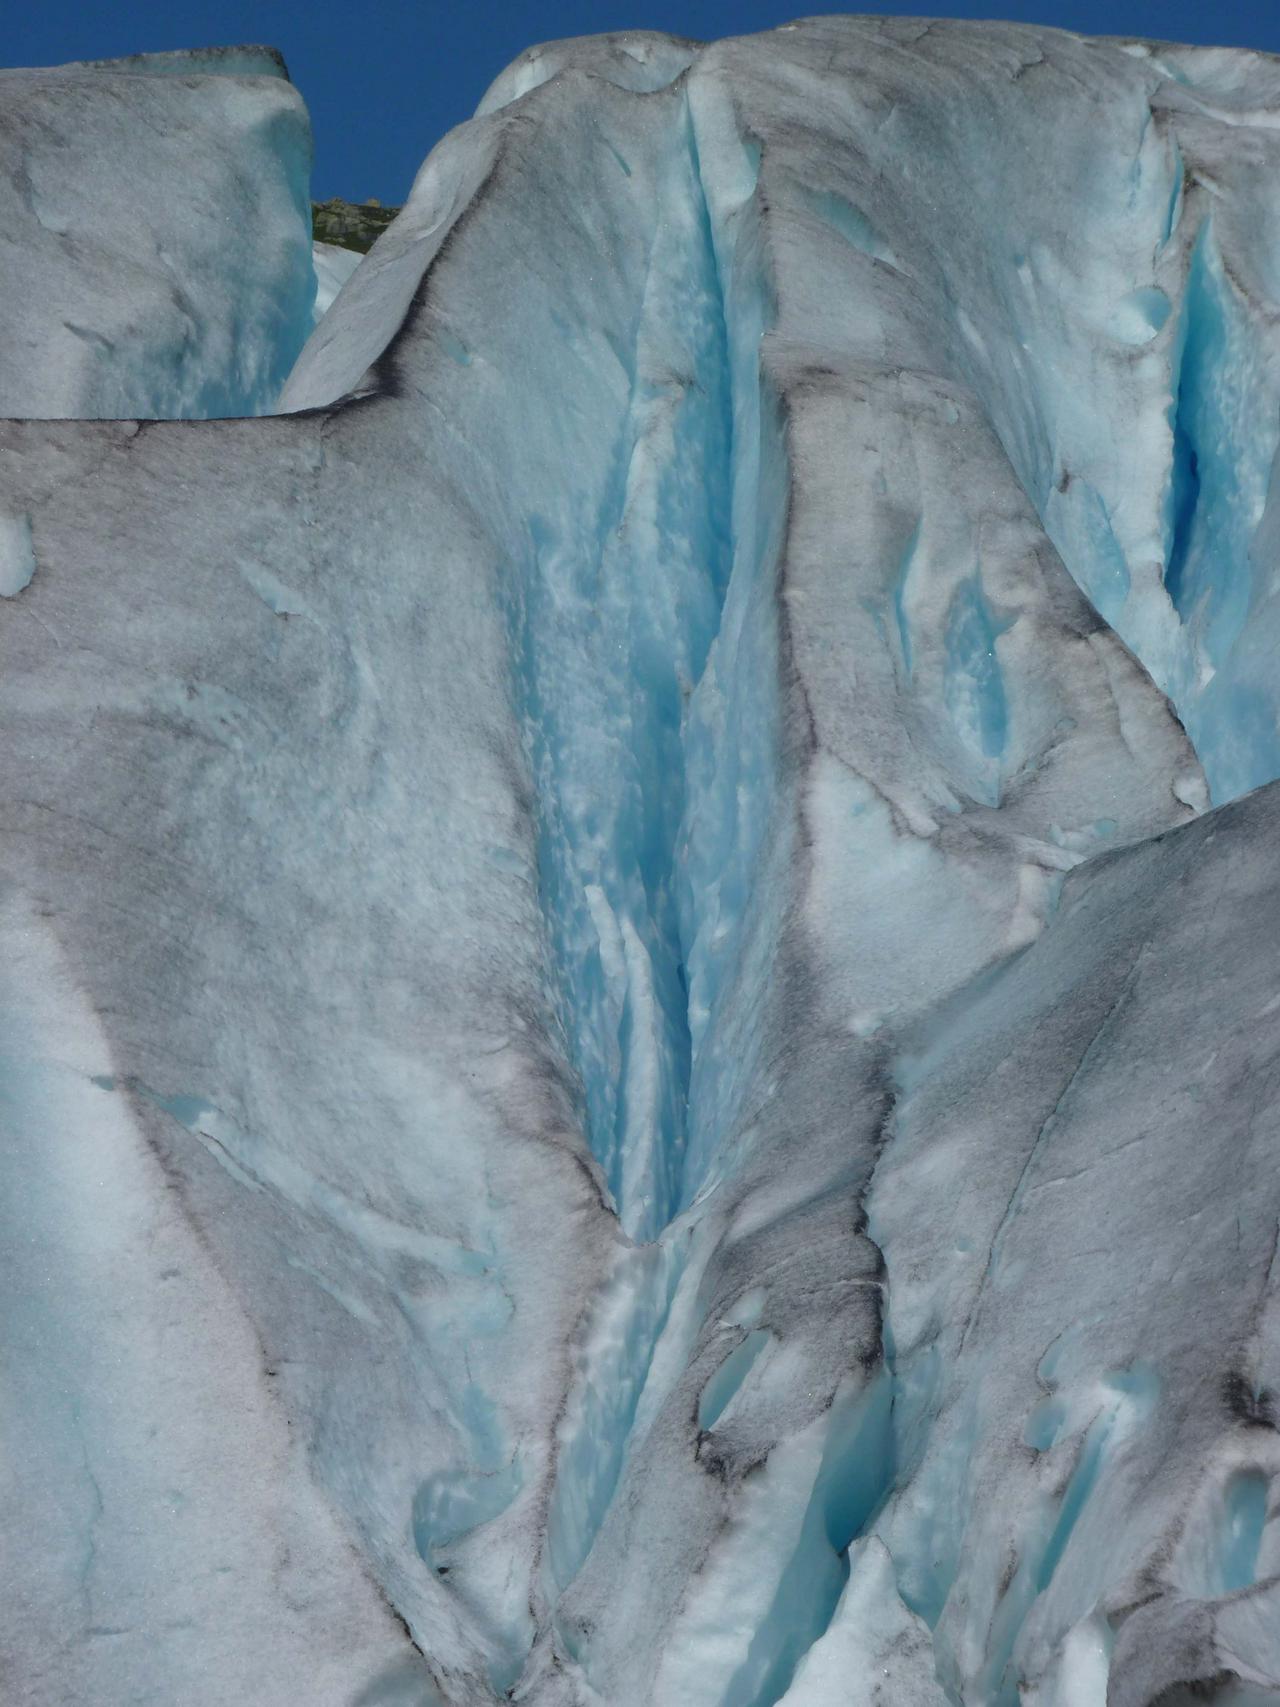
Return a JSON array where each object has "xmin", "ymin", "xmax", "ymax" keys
[
  {"xmin": 866, "ymin": 778, "xmax": 1280, "ymax": 1707},
  {"xmin": 2, "ymin": 17, "xmax": 1280, "ymax": 1707},
  {"xmin": 314, "ymin": 239, "xmax": 363, "ymax": 320},
  {"xmin": 0, "ymin": 47, "xmax": 315, "ymax": 418}
]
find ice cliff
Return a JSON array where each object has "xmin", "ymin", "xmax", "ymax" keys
[
  {"xmin": 0, "ymin": 47, "xmax": 315, "ymax": 420},
  {"xmin": 2, "ymin": 19, "xmax": 1280, "ymax": 1707}
]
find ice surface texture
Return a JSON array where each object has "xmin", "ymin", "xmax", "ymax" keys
[
  {"xmin": 1, "ymin": 19, "xmax": 1280, "ymax": 1707},
  {"xmin": 0, "ymin": 47, "xmax": 315, "ymax": 419}
]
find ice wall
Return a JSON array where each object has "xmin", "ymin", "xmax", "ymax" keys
[
  {"xmin": 866, "ymin": 781, "xmax": 1280, "ymax": 1707},
  {"xmin": 3, "ymin": 19, "xmax": 1280, "ymax": 1707},
  {"xmin": 0, "ymin": 48, "xmax": 315, "ymax": 418}
]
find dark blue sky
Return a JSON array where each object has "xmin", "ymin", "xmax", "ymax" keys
[{"xmin": 10, "ymin": 3, "xmax": 1280, "ymax": 204}]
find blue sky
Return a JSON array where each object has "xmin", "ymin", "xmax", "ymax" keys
[{"xmin": 10, "ymin": 2, "xmax": 1280, "ymax": 203}]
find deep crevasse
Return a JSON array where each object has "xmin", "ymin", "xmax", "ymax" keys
[
  {"xmin": 510, "ymin": 93, "xmax": 733, "ymax": 1245},
  {"xmin": 529, "ymin": 79, "xmax": 789, "ymax": 1612},
  {"xmin": 516, "ymin": 89, "xmax": 740, "ymax": 1605}
]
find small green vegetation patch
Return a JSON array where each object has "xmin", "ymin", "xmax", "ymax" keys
[{"xmin": 311, "ymin": 197, "xmax": 402, "ymax": 254}]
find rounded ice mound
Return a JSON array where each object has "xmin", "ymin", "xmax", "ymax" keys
[{"xmin": 476, "ymin": 30, "xmax": 698, "ymax": 115}]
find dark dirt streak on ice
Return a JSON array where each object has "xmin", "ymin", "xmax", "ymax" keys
[{"xmin": 957, "ymin": 939, "xmax": 1150, "ymax": 1356}]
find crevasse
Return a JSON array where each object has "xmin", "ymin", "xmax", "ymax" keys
[
  {"xmin": 522, "ymin": 80, "xmax": 791, "ymax": 1625},
  {"xmin": 509, "ymin": 90, "xmax": 734, "ymax": 1245}
]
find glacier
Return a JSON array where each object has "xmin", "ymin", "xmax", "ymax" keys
[
  {"xmin": 1, "ymin": 18, "xmax": 1280, "ymax": 1707},
  {"xmin": 0, "ymin": 47, "xmax": 315, "ymax": 421}
]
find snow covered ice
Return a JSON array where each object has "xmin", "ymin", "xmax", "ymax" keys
[{"xmin": 1, "ymin": 18, "xmax": 1280, "ymax": 1707}]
